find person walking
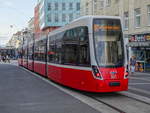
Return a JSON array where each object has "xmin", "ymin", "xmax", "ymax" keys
[
  {"xmin": 6, "ymin": 55, "xmax": 10, "ymax": 63},
  {"xmin": 130, "ymin": 56, "xmax": 136, "ymax": 74},
  {"xmin": 0, "ymin": 54, "xmax": 2, "ymax": 62},
  {"xmin": 2, "ymin": 55, "xmax": 6, "ymax": 63}
]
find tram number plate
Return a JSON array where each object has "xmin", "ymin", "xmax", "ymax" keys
[{"xmin": 109, "ymin": 82, "xmax": 120, "ymax": 86}]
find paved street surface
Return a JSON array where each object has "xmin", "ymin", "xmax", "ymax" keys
[
  {"xmin": 128, "ymin": 72, "xmax": 150, "ymax": 98},
  {"xmin": 0, "ymin": 63, "xmax": 100, "ymax": 113}
]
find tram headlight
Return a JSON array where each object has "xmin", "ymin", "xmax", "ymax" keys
[{"xmin": 92, "ymin": 65, "xmax": 103, "ymax": 80}]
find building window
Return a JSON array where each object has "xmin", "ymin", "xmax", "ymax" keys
[
  {"xmin": 76, "ymin": 3, "xmax": 80, "ymax": 11},
  {"xmin": 62, "ymin": 14, "xmax": 66, "ymax": 22},
  {"xmin": 62, "ymin": 3, "xmax": 66, "ymax": 10},
  {"xmin": 94, "ymin": 2, "xmax": 97, "ymax": 10},
  {"xmin": 69, "ymin": 13, "xmax": 73, "ymax": 22},
  {"xmin": 69, "ymin": 3, "xmax": 73, "ymax": 10},
  {"xmin": 76, "ymin": 13, "xmax": 80, "ymax": 18},
  {"xmin": 134, "ymin": 8, "xmax": 141, "ymax": 28},
  {"xmin": 55, "ymin": 13, "xmax": 59, "ymax": 22},
  {"xmin": 48, "ymin": 3, "xmax": 51, "ymax": 11},
  {"xmin": 100, "ymin": 1, "xmax": 104, "ymax": 8},
  {"xmin": 148, "ymin": 5, "xmax": 150, "ymax": 25},
  {"xmin": 55, "ymin": 2, "xmax": 58, "ymax": 10},
  {"xmin": 47, "ymin": 14, "xmax": 52, "ymax": 22},
  {"xmin": 115, "ymin": 0, "xmax": 119, "ymax": 3},
  {"xmin": 124, "ymin": 12, "xmax": 129, "ymax": 30},
  {"xmin": 106, "ymin": 0, "xmax": 111, "ymax": 6},
  {"xmin": 85, "ymin": 3, "xmax": 89, "ymax": 15}
]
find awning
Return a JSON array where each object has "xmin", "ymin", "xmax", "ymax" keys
[{"xmin": 127, "ymin": 42, "xmax": 150, "ymax": 47}]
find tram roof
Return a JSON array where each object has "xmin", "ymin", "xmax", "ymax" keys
[
  {"xmin": 48, "ymin": 15, "xmax": 121, "ymax": 37},
  {"xmin": 72, "ymin": 15, "xmax": 121, "ymax": 22}
]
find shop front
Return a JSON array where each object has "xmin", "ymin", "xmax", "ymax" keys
[{"xmin": 127, "ymin": 34, "xmax": 150, "ymax": 72}]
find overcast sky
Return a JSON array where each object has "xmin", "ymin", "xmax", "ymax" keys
[{"xmin": 0, "ymin": 0, "xmax": 36, "ymax": 46}]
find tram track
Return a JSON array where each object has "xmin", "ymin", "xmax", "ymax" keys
[
  {"xmin": 81, "ymin": 91, "xmax": 150, "ymax": 113},
  {"xmin": 83, "ymin": 93, "xmax": 126, "ymax": 113},
  {"xmin": 119, "ymin": 90, "xmax": 150, "ymax": 105}
]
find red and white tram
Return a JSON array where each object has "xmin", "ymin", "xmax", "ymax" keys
[{"xmin": 19, "ymin": 16, "xmax": 129, "ymax": 92}]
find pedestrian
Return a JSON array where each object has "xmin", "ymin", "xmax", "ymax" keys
[
  {"xmin": 130, "ymin": 56, "xmax": 136, "ymax": 74},
  {"xmin": 2, "ymin": 55, "xmax": 6, "ymax": 63},
  {"xmin": 6, "ymin": 55, "xmax": 10, "ymax": 63},
  {"xmin": 0, "ymin": 54, "xmax": 2, "ymax": 62}
]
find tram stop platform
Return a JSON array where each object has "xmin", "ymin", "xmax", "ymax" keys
[{"xmin": 0, "ymin": 64, "xmax": 100, "ymax": 113}]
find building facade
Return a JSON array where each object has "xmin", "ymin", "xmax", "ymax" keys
[
  {"xmin": 38, "ymin": 0, "xmax": 81, "ymax": 31},
  {"xmin": 81, "ymin": 0, "xmax": 150, "ymax": 72},
  {"xmin": 34, "ymin": 2, "xmax": 42, "ymax": 39},
  {"xmin": 34, "ymin": 3, "xmax": 41, "ymax": 33},
  {"xmin": 81, "ymin": 0, "xmax": 106, "ymax": 16},
  {"xmin": 7, "ymin": 32, "xmax": 22, "ymax": 49},
  {"xmin": 28, "ymin": 17, "xmax": 34, "ymax": 32}
]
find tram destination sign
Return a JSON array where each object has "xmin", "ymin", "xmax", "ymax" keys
[{"xmin": 94, "ymin": 24, "xmax": 121, "ymax": 32}]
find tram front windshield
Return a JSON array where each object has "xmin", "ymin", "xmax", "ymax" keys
[{"xmin": 93, "ymin": 19, "xmax": 124, "ymax": 67}]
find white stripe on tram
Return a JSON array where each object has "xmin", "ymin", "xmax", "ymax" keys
[
  {"xmin": 47, "ymin": 63, "xmax": 92, "ymax": 71},
  {"xmin": 34, "ymin": 60, "xmax": 46, "ymax": 64}
]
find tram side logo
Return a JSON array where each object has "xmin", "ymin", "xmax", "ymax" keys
[{"xmin": 110, "ymin": 71, "xmax": 117, "ymax": 79}]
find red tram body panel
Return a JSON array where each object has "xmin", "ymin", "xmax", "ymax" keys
[
  {"xmin": 22, "ymin": 59, "xmax": 28, "ymax": 68},
  {"xmin": 34, "ymin": 61, "xmax": 46, "ymax": 76},
  {"xmin": 47, "ymin": 64, "xmax": 96, "ymax": 91},
  {"xmin": 47, "ymin": 64, "xmax": 128, "ymax": 92},
  {"xmin": 28, "ymin": 60, "xmax": 34, "ymax": 71}
]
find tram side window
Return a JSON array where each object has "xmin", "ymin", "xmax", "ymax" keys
[
  {"xmin": 34, "ymin": 42, "xmax": 39, "ymax": 61},
  {"xmin": 34, "ymin": 40, "xmax": 45, "ymax": 62},
  {"xmin": 62, "ymin": 29, "xmax": 78, "ymax": 65},
  {"xmin": 48, "ymin": 36, "xmax": 56, "ymax": 63},
  {"xmin": 41, "ymin": 39, "xmax": 46, "ymax": 62},
  {"xmin": 28, "ymin": 44, "xmax": 33, "ymax": 60},
  {"xmin": 22, "ymin": 49, "xmax": 25, "ymax": 59},
  {"xmin": 55, "ymin": 33, "xmax": 64, "ymax": 64},
  {"xmin": 24, "ymin": 47, "xmax": 28, "ymax": 60},
  {"xmin": 22, "ymin": 48, "xmax": 25, "ymax": 59},
  {"xmin": 48, "ymin": 26, "xmax": 90, "ymax": 66},
  {"xmin": 38, "ymin": 39, "xmax": 46, "ymax": 62},
  {"xmin": 78, "ymin": 27, "xmax": 90, "ymax": 66}
]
